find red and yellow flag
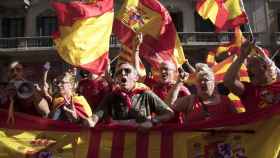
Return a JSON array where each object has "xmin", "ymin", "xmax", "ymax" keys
[
  {"xmin": 52, "ymin": 0, "xmax": 114, "ymax": 75},
  {"xmin": 113, "ymin": 0, "xmax": 185, "ymax": 72},
  {"xmin": 196, "ymin": 0, "xmax": 229, "ymax": 29},
  {"xmin": 197, "ymin": 0, "xmax": 248, "ymax": 30},
  {"xmin": 223, "ymin": 0, "xmax": 248, "ymax": 30}
]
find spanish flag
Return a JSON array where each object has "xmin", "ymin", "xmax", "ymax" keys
[
  {"xmin": 52, "ymin": 0, "xmax": 114, "ymax": 75},
  {"xmin": 197, "ymin": 0, "xmax": 248, "ymax": 30},
  {"xmin": 196, "ymin": 0, "xmax": 229, "ymax": 29},
  {"xmin": 223, "ymin": 0, "xmax": 248, "ymax": 30},
  {"xmin": 113, "ymin": 0, "xmax": 186, "ymax": 71}
]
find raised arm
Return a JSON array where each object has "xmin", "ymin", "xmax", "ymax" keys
[{"xmin": 224, "ymin": 41, "xmax": 253, "ymax": 96}]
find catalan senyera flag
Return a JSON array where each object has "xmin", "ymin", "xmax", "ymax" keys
[
  {"xmin": 206, "ymin": 27, "xmax": 248, "ymax": 82},
  {"xmin": 113, "ymin": 0, "xmax": 186, "ymax": 73},
  {"xmin": 2, "ymin": 104, "xmax": 280, "ymax": 158},
  {"xmin": 197, "ymin": 0, "xmax": 248, "ymax": 30},
  {"xmin": 52, "ymin": 0, "xmax": 114, "ymax": 75},
  {"xmin": 196, "ymin": 0, "xmax": 229, "ymax": 29}
]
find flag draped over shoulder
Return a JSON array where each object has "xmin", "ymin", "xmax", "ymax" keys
[
  {"xmin": 196, "ymin": 0, "xmax": 248, "ymax": 30},
  {"xmin": 113, "ymin": 0, "xmax": 185, "ymax": 72},
  {"xmin": 52, "ymin": 0, "xmax": 114, "ymax": 75}
]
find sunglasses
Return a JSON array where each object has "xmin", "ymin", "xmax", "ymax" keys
[{"xmin": 115, "ymin": 68, "xmax": 132, "ymax": 76}]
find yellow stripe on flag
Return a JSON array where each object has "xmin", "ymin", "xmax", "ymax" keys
[
  {"xmin": 225, "ymin": 0, "xmax": 244, "ymax": 20},
  {"xmin": 148, "ymin": 132, "xmax": 161, "ymax": 158},
  {"xmin": 198, "ymin": 0, "xmax": 219, "ymax": 23},
  {"xmin": 55, "ymin": 12, "xmax": 113, "ymax": 65},
  {"xmin": 123, "ymin": 132, "xmax": 136, "ymax": 158},
  {"xmin": 173, "ymin": 35, "xmax": 186, "ymax": 66},
  {"xmin": 99, "ymin": 131, "xmax": 113, "ymax": 158}
]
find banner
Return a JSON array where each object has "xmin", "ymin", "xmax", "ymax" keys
[{"xmin": 1, "ymin": 104, "xmax": 280, "ymax": 158}]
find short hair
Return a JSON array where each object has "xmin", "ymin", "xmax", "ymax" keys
[
  {"xmin": 160, "ymin": 61, "xmax": 177, "ymax": 71},
  {"xmin": 248, "ymin": 55, "xmax": 277, "ymax": 83},
  {"xmin": 195, "ymin": 63, "xmax": 215, "ymax": 81},
  {"xmin": 9, "ymin": 61, "xmax": 23, "ymax": 70}
]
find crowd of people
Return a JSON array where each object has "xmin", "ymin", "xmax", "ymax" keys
[{"xmin": 1, "ymin": 36, "xmax": 280, "ymax": 130}]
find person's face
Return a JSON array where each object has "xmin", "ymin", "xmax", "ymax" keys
[
  {"xmin": 247, "ymin": 57, "xmax": 268, "ymax": 85},
  {"xmin": 196, "ymin": 74, "xmax": 215, "ymax": 97},
  {"xmin": 159, "ymin": 62, "xmax": 176, "ymax": 84},
  {"xmin": 115, "ymin": 63, "xmax": 138, "ymax": 91},
  {"xmin": 9, "ymin": 65, "xmax": 24, "ymax": 80},
  {"xmin": 57, "ymin": 80, "xmax": 73, "ymax": 97}
]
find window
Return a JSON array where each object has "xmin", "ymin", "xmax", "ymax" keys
[
  {"xmin": 36, "ymin": 16, "xmax": 57, "ymax": 36},
  {"xmin": 194, "ymin": 11, "xmax": 215, "ymax": 32},
  {"xmin": 170, "ymin": 11, "xmax": 183, "ymax": 32},
  {"xmin": 2, "ymin": 17, "xmax": 25, "ymax": 37}
]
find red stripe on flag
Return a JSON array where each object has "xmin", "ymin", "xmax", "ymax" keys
[
  {"xmin": 80, "ymin": 52, "xmax": 109, "ymax": 75},
  {"xmin": 69, "ymin": 0, "xmax": 113, "ymax": 19},
  {"xmin": 214, "ymin": 0, "xmax": 229, "ymax": 28},
  {"xmin": 52, "ymin": 0, "xmax": 113, "ymax": 26},
  {"xmin": 111, "ymin": 131, "xmax": 125, "ymax": 158},
  {"xmin": 196, "ymin": 0, "xmax": 204, "ymax": 12},
  {"xmin": 87, "ymin": 130, "xmax": 102, "ymax": 158},
  {"xmin": 136, "ymin": 132, "xmax": 149, "ymax": 158},
  {"xmin": 222, "ymin": 12, "xmax": 248, "ymax": 30},
  {"xmin": 160, "ymin": 131, "xmax": 173, "ymax": 158},
  {"xmin": 113, "ymin": 19, "xmax": 135, "ymax": 48}
]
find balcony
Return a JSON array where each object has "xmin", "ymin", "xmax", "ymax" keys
[
  {"xmin": 0, "ymin": 32, "xmax": 264, "ymax": 52},
  {"xmin": 272, "ymin": 32, "xmax": 280, "ymax": 45}
]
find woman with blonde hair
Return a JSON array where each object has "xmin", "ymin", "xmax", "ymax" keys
[{"xmin": 50, "ymin": 71, "xmax": 93, "ymax": 126}]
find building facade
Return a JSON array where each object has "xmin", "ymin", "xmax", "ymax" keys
[{"xmin": 0, "ymin": 0, "xmax": 279, "ymax": 82}]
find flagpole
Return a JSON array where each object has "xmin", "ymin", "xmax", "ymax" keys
[{"xmin": 239, "ymin": 0, "xmax": 254, "ymax": 41}]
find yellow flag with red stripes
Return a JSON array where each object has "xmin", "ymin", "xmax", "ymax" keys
[{"xmin": 52, "ymin": 0, "xmax": 114, "ymax": 75}]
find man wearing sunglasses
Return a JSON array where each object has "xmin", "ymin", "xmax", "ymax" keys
[{"xmin": 87, "ymin": 62, "xmax": 174, "ymax": 129}]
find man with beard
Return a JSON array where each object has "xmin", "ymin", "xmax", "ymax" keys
[
  {"xmin": 224, "ymin": 42, "xmax": 280, "ymax": 112},
  {"xmin": 88, "ymin": 62, "xmax": 174, "ymax": 128}
]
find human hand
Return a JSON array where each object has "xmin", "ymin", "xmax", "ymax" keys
[
  {"xmin": 43, "ymin": 62, "xmax": 51, "ymax": 71},
  {"xmin": 178, "ymin": 67, "xmax": 189, "ymax": 83},
  {"xmin": 239, "ymin": 41, "xmax": 254, "ymax": 59}
]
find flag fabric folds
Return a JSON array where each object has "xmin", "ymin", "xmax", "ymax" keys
[
  {"xmin": 52, "ymin": 0, "xmax": 114, "ymax": 75},
  {"xmin": 2, "ymin": 104, "xmax": 280, "ymax": 158},
  {"xmin": 196, "ymin": 0, "xmax": 248, "ymax": 30},
  {"xmin": 113, "ymin": 0, "xmax": 186, "ymax": 73},
  {"xmin": 223, "ymin": 0, "xmax": 248, "ymax": 30},
  {"xmin": 196, "ymin": 0, "xmax": 229, "ymax": 29}
]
